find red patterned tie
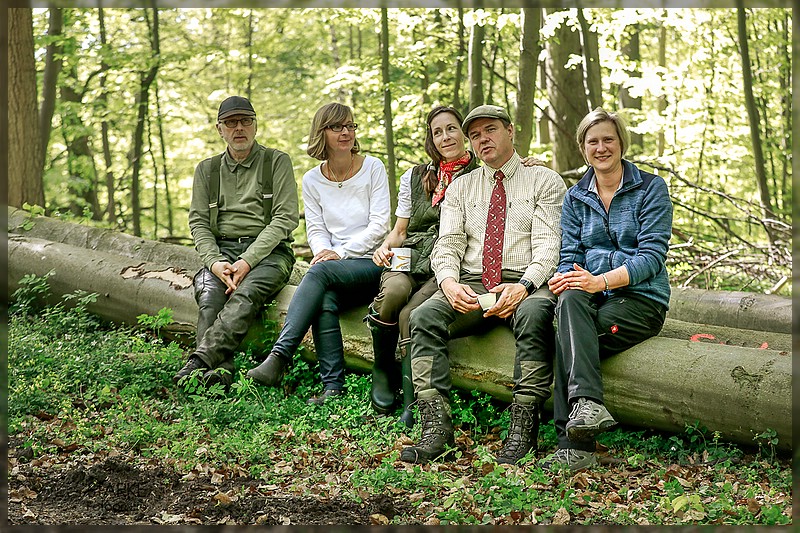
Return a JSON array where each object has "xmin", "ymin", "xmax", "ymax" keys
[{"xmin": 482, "ymin": 170, "xmax": 506, "ymax": 290}]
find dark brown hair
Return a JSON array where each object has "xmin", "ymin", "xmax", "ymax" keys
[{"xmin": 422, "ymin": 106, "xmax": 465, "ymax": 195}]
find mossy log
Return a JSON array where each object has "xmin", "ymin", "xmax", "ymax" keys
[{"xmin": 8, "ymin": 233, "xmax": 791, "ymax": 450}]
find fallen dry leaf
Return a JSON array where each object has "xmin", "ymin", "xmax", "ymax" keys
[
  {"xmin": 370, "ymin": 513, "xmax": 389, "ymax": 524},
  {"xmin": 552, "ymin": 507, "xmax": 571, "ymax": 525}
]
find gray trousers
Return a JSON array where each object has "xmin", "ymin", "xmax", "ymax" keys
[
  {"xmin": 192, "ymin": 240, "xmax": 295, "ymax": 371},
  {"xmin": 408, "ymin": 273, "xmax": 556, "ymax": 402},
  {"xmin": 553, "ymin": 289, "xmax": 666, "ymax": 451}
]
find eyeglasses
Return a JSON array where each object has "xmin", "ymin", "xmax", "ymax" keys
[
  {"xmin": 219, "ymin": 117, "xmax": 255, "ymax": 128},
  {"xmin": 327, "ymin": 123, "xmax": 358, "ymax": 132}
]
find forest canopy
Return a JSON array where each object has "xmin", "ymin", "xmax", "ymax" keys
[{"xmin": 11, "ymin": 7, "xmax": 792, "ymax": 294}]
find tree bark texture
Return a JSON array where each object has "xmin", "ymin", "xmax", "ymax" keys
[
  {"xmin": 8, "ymin": 8, "xmax": 45, "ymax": 209},
  {"xmin": 512, "ymin": 8, "xmax": 540, "ymax": 156},
  {"xmin": 619, "ymin": 26, "xmax": 643, "ymax": 152},
  {"xmin": 39, "ymin": 7, "xmax": 64, "ymax": 161},
  {"xmin": 7, "ymin": 215, "xmax": 792, "ymax": 450},
  {"xmin": 576, "ymin": 8, "xmax": 602, "ymax": 111},
  {"xmin": 452, "ymin": 8, "xmax": 465, "ymax": 113},
  {"xmin": 736, "ymin": 5, "xmax": 774, "ymax": 223},
  {"xmin": 544, "ymin": 9, "xmax": 586, "ymax": 173},
  {"xmin": 468, "ymin": 16, "xmax": 485, "ymax": 110},
  {"xmin": 380, "ymin": 8, "xmax": 397, "ymax": 220}
]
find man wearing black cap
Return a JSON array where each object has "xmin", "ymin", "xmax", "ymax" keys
[
  {"xmin": 174, "ymin": 95, "xmax": 299, "ymax": 389},
  {"xmin": 400, "ymin": 104, "xmax": 566, "ymax": 465}
]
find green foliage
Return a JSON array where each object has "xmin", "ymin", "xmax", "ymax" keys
[
  {"xmin": 11, "ymin": 270, "xmax": 55, "ymax": 315},
  {"xmin": 8, "ymin": 298, "xmax": 792, "ymax": 525},
  {"xmin": 137, "ymin": 307, "xmax": 174, "ymax": 337}
]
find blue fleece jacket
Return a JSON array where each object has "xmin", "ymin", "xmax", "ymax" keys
[{"xmin": 557, "ymin": 159, "xmax": 673, "ymax": 309}]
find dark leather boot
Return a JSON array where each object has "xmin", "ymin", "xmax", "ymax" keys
[
  {"xmin": 365, "ymin": 310, "xmax": 400, "ymax": 414},
  {"xmin": 400, "ymin": 391, "xmax": 454, "ymax": 463},
  {"xmin": 398, "ymin": 352, "xmax": 415, "ymax": 428},
  {"xmin": 246, "ymin": 352, "xmax": 287, "ymax": 387},
  {"xmin": 495, "ymin": 395, "xmax": 540, "ymax": 464},
  {"xmin": 173, "ymin": 355, "xmax": 209, "ymax": 384}
]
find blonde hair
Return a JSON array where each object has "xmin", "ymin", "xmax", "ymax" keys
[
  {"xmin": 575, "ymin": 107, "xmax": 631, "ymax": 162},
  {"xmin": 306, "ymin": 103, "xmax": 361, "ymax": 161}
]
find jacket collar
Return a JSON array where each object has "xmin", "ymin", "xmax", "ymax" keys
[{"xmin": 574, "ymin": 159, "xmax": 641, "ymax": 195}]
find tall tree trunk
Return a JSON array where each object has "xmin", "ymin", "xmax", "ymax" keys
[
  {"xmin": 513, "ymin": 8, "xmax": 540, "ymax": 155},
  {"xmin": 154, "ymin": 79, "xmax": 173, "ymax": 237},
  {"xmin": 544, "ymin": 9, "xmax": 586, "ymax": 173},
  {"xmin": 39, "ymin": 7, "xmax": 63, "ymax": 162},
  {"xmin": 485, "ymin": 24, "xmax": 499, "ymax": 105},
  {"xmin": 537, "ymin": 59, "xmax": 550, "ymax": 145},
  {"xmin": 98, "ymin": 7, "xmax": 116, "ymax": 224},
  {"xmin": 468, "ymin": 13, "xmax": 485, "ymax": 110},
  {"xmin": 453, "ymin": 7, "xmax": 465, "ymax": 112},
  {"xmin": 60, "ymin": 63, "xmax": 102, "ymax": 220},
  {"xmin": 778, "ymin": 11, "xmax": 790, "ymax": 212},
  {"xmin": 619, "ymin": 26, "xmax": 643, "ymax": 152},
  {"xmin": 8, "ymin": 8, "xmax": 45, "ymax": 209},
  {"xmin": 656, "ymin": 20, "xmax": 667, "ymax": 157},
  {"xmin": 246, "ymin": 10, "xmax": 254, "ymax": 100},
  {"xmin": 736, "ymin": 4, "xmax": 774, "ymax": 229},
  {"xmin": 130, "ymin": 4, "xmax": 160, "ymax": 237},
  {"xmin": 577, "ymin": 8, "xmax": 602, "ymax": 111},
  {"xmin": 380, "ymin": 9, "xmax": 397, "ymax": 220}
]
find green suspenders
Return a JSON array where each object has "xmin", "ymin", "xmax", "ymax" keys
[{"xmin": 208, "ymin": 148, "xmax": 274, "ymax": 238}]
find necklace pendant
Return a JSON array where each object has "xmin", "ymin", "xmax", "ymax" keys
[{"xmin": 338, "ymin": 182, "xmax": 343, "ymax": 188}]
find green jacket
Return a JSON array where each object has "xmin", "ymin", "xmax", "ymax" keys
[
  {"xmin": 403, "ymin": 153, "xmax": 480, "ymax": 279},
  {"xmin": 188, "ymin": 142, "xmax": 299, "ymax": 269}
]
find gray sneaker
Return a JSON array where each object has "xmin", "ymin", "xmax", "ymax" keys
[
  {"xmin": 566, "ymin": 397, "xmax": 616, "ymax": 441},
  {"xmin": 540, "ymin": 448, "xmax": 596, "ymax": 473}
]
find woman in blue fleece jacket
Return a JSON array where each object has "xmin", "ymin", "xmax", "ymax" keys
[{"xmin": 542, "ymin": 108, "xmax": 673, "ymax": 473}]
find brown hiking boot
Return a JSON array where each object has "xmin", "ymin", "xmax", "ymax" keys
[
  {"xmin": 495, "ymin": 395, "xmax": 540, "ymax": 464},
  {"xmin": 400, "ymin": 390, "xmax": 455, "ymax": 463}
]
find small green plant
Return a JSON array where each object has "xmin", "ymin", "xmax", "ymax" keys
[
  {"xmin": 17, "ymin": 202, "xmax": 46, "ymax": 230},
  {"xmin": 137, "ymin": 307, "xmax": 175, "ymax": 337},
  {"xmin": 753, "ymin": 428, "xmax": 779, "ymax": 460},
  {"xmin": 11, "ymin": 270, "xmax": 55, "ymax": 314}
]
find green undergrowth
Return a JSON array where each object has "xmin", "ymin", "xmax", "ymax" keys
[{"xmin": 7, "ymin": 279, "xmax": 792, "ymax": 525}]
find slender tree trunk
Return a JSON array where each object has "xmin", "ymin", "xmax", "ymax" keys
[
  {"xmin": 380, "ymin": 9, "xmax": 397, "ymax": 220},
  {"xmin": 246, "ymin": 10, "xmax": 254, "ymax": 100},
  {"xmin": 60, "ymin": 63, "xmax": 102, "ymax": 220},
  {"xmin": 736, "ymin": 4, "xmax": 774, "ymax": 228},
  {"xmin": 468, "ymin": 13, "xmax": 485, "ymax": 110},
  {"xmin": 778, "ymin": 11, "xmax": 790, "ymax": 212},
  {"xmin": 39, "ymin": 7, "xmax": 64, "ymax": 162},
  {"xmin": 544, "ymin": 8, "xmax": 586, "ymax": 173},
  {"xmin": 98, "ymin": 8, "xmax": 116, "ymax": 224},
  {"xmin": 130, "ymin": 4, "xmax": 160, "ymax": 236},
  {"xmin": 453, "ymin": 8, "xmax": 465, "ymax": 112},
  {"xmin": 9, "ymin": 8, "xmax": 45, "ymax": 209},
  {"xmin": 485, "ymin": 25, "xmax": 499, "ymax": 105},
  {"xmin": 537, "ymin": 58, "xmax": 550, "ymax": 145},
  {"xmin": 619, "ymin": 26, "xmax": 643, "ymax": 152},
  {"xmin": 577, "ymin": 8, "xmax": 602, "ymax": 111},
  {"xmin": 513, "ymin": 8, "xmax": 540, "ymax": 155},
  {"xmin": 154, "ymin": 80, "xmax": 173, "ymax": 237},
  {"xmin": 657, "ymin": 20, "xmax": 667, "ymax": 157}
]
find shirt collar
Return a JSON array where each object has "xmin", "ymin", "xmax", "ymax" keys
[
  {"xmin": 223, "ymin": 141, "xmax": 260, "ymax": 169},
  {"xmin": 482, "ymin": 151, "xmax": 521, "ymax": 181},
  {"xmin": 588, "ymin": 171, "xmax": 623, "ymax": 194}
]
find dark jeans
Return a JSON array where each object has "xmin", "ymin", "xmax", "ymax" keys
[
  {"xmin": 193, "ymin": 240, "xmax": 295, "ymax": 372},
  {"xmin": 271, "ymin": 258, "xmax": 383, "ymax": 390},
  {"xmin": 553, "ymin": 289, "xmax": 666, "ymax": 451},
  {"xmin": 409, "ymin": 273, "xmax": 556, "ymax": 402}
]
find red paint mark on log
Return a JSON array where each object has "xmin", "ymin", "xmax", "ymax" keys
[
  {"xmin": 759, "ymin": 342, "xmax": 769, "ymax": 349},
  {"xmin": 690, "ymin": 333, "xmax": 716, "ymax": 342}
]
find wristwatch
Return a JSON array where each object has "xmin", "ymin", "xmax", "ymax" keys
[{"xmin": 518, "ymin": 278, "xmax": 535, "ymax": 295}]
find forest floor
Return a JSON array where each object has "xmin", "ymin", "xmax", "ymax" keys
[{"xmin": 6, "ymin": 289, "xmax": 794, "ymax": 526}]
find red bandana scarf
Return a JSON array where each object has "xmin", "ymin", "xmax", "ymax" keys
[{"xmin": 431, "ymin": 152, "xmax": 472, "ymax": 206}]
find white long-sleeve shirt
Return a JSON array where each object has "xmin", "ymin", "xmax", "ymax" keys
[{"xmin": 302, "ymin": 155, "xmax": 391, "ymax": 259}]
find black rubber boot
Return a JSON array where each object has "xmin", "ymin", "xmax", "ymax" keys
[
  {"xmin": 495, "ymin": 395, "xmax": 540, "ymax": 464},
  {"xmin": 398, "ymin": 351, "xmax": 415, "ymax": 428},
  {"xmin": 365, "ymin": 310, "xmax": 400, "ymax": 415},
  {"xmin": 400, "ymin": 390, "xmax": 455, "ymax": 463}
]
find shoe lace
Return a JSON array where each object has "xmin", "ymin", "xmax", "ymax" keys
[
  {"xmin": 570, "ymin": 398, "xmax": 594, "ymax": 421},
  {"xmin": 416, "ymin": 398, "xmax": 448, "ymax": 446},
  {"xmin": 500, "ymin": 403, "xmax": 537, "ymax": 455}
]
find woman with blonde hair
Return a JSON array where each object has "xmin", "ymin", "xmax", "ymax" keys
[{"xmin": 248, "ymin": 102, "xmax": 390, "ymax": 405}]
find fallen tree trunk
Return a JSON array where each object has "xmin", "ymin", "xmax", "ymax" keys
[
  {"xmin": 8, "ymin": 234, "xmax": 792, "ymax": 450},
  {"xmin": 8, "ymin": 206, "xmax": 791, "ymax": 333}
]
